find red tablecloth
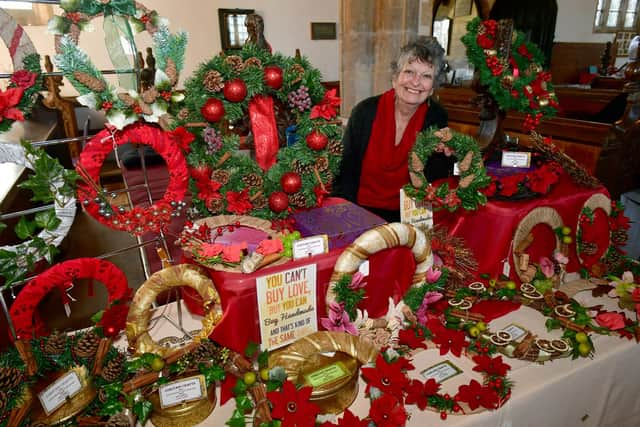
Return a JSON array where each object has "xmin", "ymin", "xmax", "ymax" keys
[{"xmin": 434, "ymin": 172, "xmax": 609, "ymax": 279}]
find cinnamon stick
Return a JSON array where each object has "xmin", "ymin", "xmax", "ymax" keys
[
  {"xmin": 77, "ymin": 416, "xmax": 108, "ymax": 426},
  {"xmin": 513, "ymin": 332, "xmax": 535, "ymax": 359},
  {"xmin": 249, "ymin": 190, "xmax": 263, "ymax": 202},
  {"xmin": 123, "ymin": 371, "xmax": 160, "ymax": 393},
  {"xmin": 448, "ymin": 309, "xmax": 484, "ymax": 322},
  {"xmin": 312, "ymin": 166, "xmax": 326, "ymax": 192},
  {"xmin": 7, "ymin": 399, "xmax": 32, "ymax": 427},
  {"xmin": 185, "ymin": 122, "xmax": 208, "ymax": 128},
  {"xmin": 92, "ymin": 337, "xmax": 112, "ymax": 376},
  {"xmin": 14, "ymin": 340, "xmax": 37, "ymax": 376},
  {"xmin": 251, "ymin": 383, "xmax": 272, "ymax": 425},
  {"xmin": 165, "ymin": 341, "xmax": 199, "ymax": 365},
  {"xmin": 555, "ymin": 317, "xmax": 587, "ymax": 332},
  {"xmin": 216, "ymin": 151, "xmax": 232, "ymax": 167},
  {"xmin": 227, "ymin": 352, "xmax": 253, "ymax": 376}
]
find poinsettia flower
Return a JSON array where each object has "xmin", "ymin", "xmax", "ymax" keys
[
  {"xmin": 319, "ymin": 409, "xmax": 368, "ymax": 427},
  {"xmin": 11, "ymin": 70, "xmax": 37, "ymax": 89},
  {"xmin": 221, "ymin": 242, "xmax": 247, "ymax": 263},
  {"xmin": 416, "ymin": 291, "xmax": 443, "ymax": 325},
  {"xmin": 527, "ymin": 165, "xmax": 560, "ymax": 194},
  {"xmin": 426, "ymin": 266, "xmax": 442, "ymax": 283},
  {"xmin": 198, "ymin": 242, "xmax": 224, "ymax": 258},
  {"xmin": 0, "ymin": 87, "xmax": 25, "ymax": 122},
  {"xmin": 539, "ymin": 256, "xmax": 554, "ymax": 278},
  {"xmin": 190, "ymin": 165, "xmax": 212, "ymax": 182},
  {"xmin": 499, "ymin": 174, "xmax": 522, "ymax": 197},
  {"xmin": 369, "ymin": 394, "xmax": 408, "ymax": 427},
  {"xmin": 398, "ymin": 327, "xmax": 427, "ymax": 350},
  {"xmin": 256, "ymin": 238, "xmax": 283, "ymax": 255},
  {"xmin": 320, "ymin": 302, "xmax": 358, "ymax": 335},
  {"xmin": 595, "ymin": 311, "xmax": 626, "ymax": 330},
  {"xmin": 349, "ymin": 271, "xmax": 366, "ymax": 289},
  {"xmin": 456, "ymin": 379, "xmax": 499, "ymax": 410},
  {"xmin": 472, "ymin": 354, "xmax": 511, "ymax": 377},
  {"xmin": 310, "ymin": 88, "xmax": 340, "ymax": 120},
  {"xmin": 226, "ymin": 189, "xmax": 252, "ymax": 214},
  {"xmin": 405, "ymin": 378, "xmax": 440, "ymax": 410},
  {"xmin": 481, "ymin": 179, "xmax": 497, "ymax": 197},
  {"xmin": 361, "ymin": 353, "xmax": 410, "ymax": 400},
  {"xmin": 268, "ymin": 380, "xmax": 320, "ymax": 427},
  {"xmin": 431, "ymin": 325, "xmax": 467, "ymax": 357},
  {"xmin": 170, "ymin": 126, "xmax": 196, "ymax": 153}
]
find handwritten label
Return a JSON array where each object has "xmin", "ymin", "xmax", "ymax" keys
[
  {"xmin": 159, "ymin": 375, "xmax": 206, "ymax": 409},
  {"xmin": 292, "ymin": 235, "xmax": 328, "ymax": 260},
  {"xmin": 38, "ymin": 371, "xmax": 83, "ymax": 415},
  {"xmin": 421, "ymin": 361, "xmax": 462, "ymax": 383},
  {"xmin": 257, "ymin": 264, "xmax": 317, "ymax": 350},
  {"xmin": 400, "ymin": 188, "xmax": 433, "ymax": 229},
  {"xmin": 502, "ymin": 323, "xmax": 528, "ymax": 342},
  {"xmin": 501, "ymin": 151, "xmax": 531, "ymax": 168},
  {"xmin": 304, "ymin": 362, "xmax": 349, "ymax": 387}
]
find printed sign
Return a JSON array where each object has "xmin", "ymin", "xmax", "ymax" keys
[
  {"xmin": 257, "ymin": 264, "xmax": 317, "ymax": 350},
  {"xmin": 421, "ymin": 361, "xmax": 462, "ymax": 383},
  {"xmin": 502, "ymin": 323, "xmax": 528, "ymax": 342},
  {"xmin": 159, "ymin": 375, "xmax": 206, "ymax": 409},
  {"xmin": 38, "ymin": 370, "xmax": 83, "ymax": 415},
  {"xmin": 400, "ymin": 188, "xmax": 433, "ymax": 229},
  {"xmin": 501, "ymin": 151, "xmax": 532, "ymax": 168},
  {"xmin": 304, "ymin": 362, "xmax": 349, "ymax": 387},
  {"xmin": 292, "ymin": 235, "xmax": 328, "ymax": 260}
]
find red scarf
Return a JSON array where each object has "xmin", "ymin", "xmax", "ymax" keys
[{"xmin": 357, "ymin": 89, "xmax": 428, "ymax": 210}]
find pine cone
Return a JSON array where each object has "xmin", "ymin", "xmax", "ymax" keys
[
  {"xmin": 289, "ymin": 64, "xmax": 305, "ymax": 84},
  {"xmin": 315, "ymin": 157, "xmax": 329, "ymax": 173},
  {"xmin": 177, "ymin": 108, "xmax": 190, "ymax": 120},
  {"xmin": 107, "ymin": 412, "xmax": 132, "ymax": 427},
  {"xmin": 328, "ymin": 139, "xmax": 343, "ymax": 156},
  {"xmin": 244, "ymin": 57, "xmax": 262, "ymax": 68},
  {"xmin": 0, "ymin": 391, "xmax": 7, "ymax": 412},
  {"xmin": 203, "ymin": 70, "xmax": 224, "ymax": 92},
  {"xmin": 289, "ymin": 192, "xmax": 308, "ymax": 208},
  {"xmin": 458, "ymin": 173, "xmax": 475, "ymax": 189},
  {"xmin": 118, "ymin": 93, "xmax": 136, "ymax": 107},
  {"xmin": 165, "ymin": 58, "xmax": 178, "ymax": 86},
  {"xmin": 44, "ymin": 332, "xmax": 67, "ymax": 355},
  {"xmin": 292, "ymin": 160, "xmax": 314, "ymax": 175},
  {"xmin": 612, "ymin": 229, "xmax": 628, "ymax": 245},
  {"xmin": 141, "ymin": 87, "xmax": 159, "ymax": 104},
  {"xmin": 224, "ymin": 55, "xmax": 245, "ymax": 73},
  {"xmin": 458, "ymin": 151, "xmax": 473, "ymax": 173},
  {"xmin": 101, "ymin": 353, "xmax": 125, "ymax": 383},
  {"xmin": 0, "ymin": 367, "xmax": 23, "ymax": 390},
  {"xmin": 252, "ymin": 194, "xmax": 267, "ymax": 209},
  {"xmin": 138, "ymin": 102, "xmax": 153, "ymax": 116},
  {"xmin": 191, "ymin": 341, "xmax": 217, "ymax": 363},
  {"xmin": 242, "ymin": 173, "xmax": 263, "ymax": 188},
  {"xmin": 580, "ymin": 241, "xmax": 598, "ymax": 256},
  {"xmin": 208, "ymin": 198, "xmax": 225, "ymax": 213},
  {"xmin": 211, "ymin": 169, "xmax": 230, "ymax": 185},
  {"xmin": 73, "ymin": 71, "xmax": 106, "ymax": 92},
  {"xmin": 74, "ymin": 330, "xmax": 101, "ymax": 358},
  {"xmin": 409, "ymin": 152, "xmax": 424, "ymax": 173}
]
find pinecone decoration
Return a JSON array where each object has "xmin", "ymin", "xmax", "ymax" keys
[
  {"xmin": 141, "ymin": 87, "xmax": 159, "ymax": 104},
  {"xmin": 0, "ymin": 391, "xmax": 7, "ymax": 412},
  {"xmin": 211, "ymin": 169, "xmax": 230, "ymax": 185},
  {"xmin": 177, "ymin": 107, "xmax": 190, "ymax": 120},
  {"xmin": 244, "ymin": 57, "xmax": 262, "ymax": 68},
  {"xmin": 580, "ymin": 241, "xmax": 598, "ymax": 256},
  {"xmin": 612, "ymin": 229, "xmax": 628, "ymax": 245},
  {"xmin": 328, "ymin": 139, "xmax": 343, "ymax": 156},
  {"xmin": 208, "ymin": 198, "xmax": 225, "ymax": 214},
  {"xmin": 315, "ymin": 157, "xmax": 329, "ymax": 173},
  {"xmin": 191, "ymin": 341, "xmax": 216, "ymax": 363},
  {"xmin": 74, "ymin": 330, "xmax": 101, "ymax": 358},
  {"xmin": 292, "ymin": 159, "xmax": 314, "ymax": 175},
  {"xmin": 289, "ymin": 192, "xmax": 308, "ymax": 208},
  {"xmin": 224, "ymin": 55, "xmax": 245, "ymax": 73},
  {"xmin": 101, "ymin": 353, "xmax": 125, "ymax": 382},
  {"xmin": 203, "ymin": 70, "xmax": 224, "ymax": 93},
  {"xmin": 242, "ymin": 173, "xmax": 264, "ymax": 188},
  {"xmin": 107, "ymin": 412, "xmax": 132, "ymax": 427},
  {"xmin": 252, "ymin": 194, "xmax": 267, "ymax": 209},
  {"xmin": 73, "ymin": 71, "xmax": 106, "ymax": 92},
  {"xmin": 44, "ymin": 332, "xmax": 67, "ymax": 355},
  {"xmin": 165, "ymin": 58, "xmax": 178, "ymax": 86},
  {"xmin": 0, "ymin": 367, "xmax": 23, "ymax": 390},
  {"xmin": 289, "ymin": 64, "xmax": 305, "ymax": 84}
]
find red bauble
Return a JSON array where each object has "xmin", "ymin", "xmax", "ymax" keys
[
  {"xmin": 263, "ymin": 65, "xmax": 283, "ymax": 90},
  {"xmin": 269, "ymin": 191, "xmax": 289, "ymax": 212},
  {"xmin": 281, "ymin": 172, "xmax": 302, "ymax": 194},
  {"xmin": 306, "ymin": 130, "xmax": 329, "ymax": 151},
  {"xmin": 201, "ymin": 98, "xmax": 225, "ymax": 122},
  {"xmin": 104, "ymin": 325, "xmax": 117, "ymax": 337},
  {"xmin": 223, "ymin": 78, "xmax": 248, "ymax": 102}
]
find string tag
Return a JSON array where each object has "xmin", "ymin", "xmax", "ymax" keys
[
  {"xmin": 501, "ymin": 259, "xmax": 511, "ymax": 278},
  {"xmin": 63, "ymin": 282, "xmax": 78, "ymax": 318},
  {"xmin": 101, "ymin": 126, "xmax": 121, "ymax": 168}
]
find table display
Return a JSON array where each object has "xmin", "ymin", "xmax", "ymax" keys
[{"xmin": 1, "ymin": 8, "xmax": 639, "ymax": 427}]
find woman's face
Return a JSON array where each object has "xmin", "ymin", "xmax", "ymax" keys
[{"xmin": 392, "ymin": 59, "xmax": 435, "ymax": 108}]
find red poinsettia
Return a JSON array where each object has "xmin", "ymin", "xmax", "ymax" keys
[
  {"xmin": 527, "ymin": 163, "xmax": 561, "ymax": 194},
  {"xmin": 498, "ymin": 174, "xmax": 522, "ymax": 197},
  {"xmin": 169, "ymin": 126, "xmax": 196, "ymax": 153},
  {"xmin": 456, "ymin": 379, "xmax": 499, "ymax": 411},
  {"xmin": 0, "ymin": 87, "xmax": 25, "ymax": 122},
  {"xmin": 361, "ymin": 353, "xmax": 410, "ymax": 400},
  {"xmin": 369, "ymin": 394, "xmax": 408, "ymax": 427},
  {"xmin": 226, "ymin": 189, "xmax": 252, "ymax": 214},
  {"xmin": 398, "ymin": 327, "xmax": 427, "ymax": 350},
  {"xmin": 481, "ymin": 179, "xmax": 497, "ymax": 197},
  {"xmin": 10, "ymin": 70, "xmax": 37, "ymax": 89},
  {"xmin": 319, "ymin": 409, "xmax": 368, "ymax": 427},
  {"xmin": 472, "ymin": 354, "xmax": 511, "ymax": 377},
  {"xmin": 405, "ymin": 378, "xmax": 440, "ymax": 410},
  {"xmin": 268, "ymin": 380, "xmax": 320, "ymax": 427},
  {"xmin": 430, "ymin": 325, "xmax": 467, "ymax": 357},
  {"xmin": 98, "ymin": 298, "xmax": 131, "ymax": 337},
  {"xmin": 310, "ymin": 88, "xmax": 340, "ymax": 120}
]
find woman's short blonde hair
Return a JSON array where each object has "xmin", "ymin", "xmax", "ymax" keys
[{"xmin": 391, "ymin": 36, "xmax": 446, "ymax": 89}]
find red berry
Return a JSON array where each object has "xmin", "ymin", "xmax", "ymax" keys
[
  {"xmin": 444, "ymin": 394, "xmax": 450, "ymax": 400},
  {"xmin": 440, "ymin": 412, "xmax": 448, "ymax": 420},
  {"xmin": 453, "ymin": 404, "xmax": 461, "ymax": 412}
]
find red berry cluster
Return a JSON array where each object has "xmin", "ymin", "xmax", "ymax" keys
[
  {"xmin": 485, "ymin": 56, "xmax": 503, "ymax": 76},
  {"xmin": 523, "ymin": 112, "xmax": 543, "ymax": 133}
]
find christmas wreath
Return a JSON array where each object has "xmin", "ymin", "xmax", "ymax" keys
[
  {"xmin": 75, "ymin": 123, "xmax": 188, "ymax": 235},
  {"xmin": 0, "ymin": 142, "xmax": 77, "ymax": 288},
  {"xmin": 52, "ymin": 0, "xmax": 186, "ymax": 130},
  {"xmin": 404, "ymin": 128, "xmax": 491, "ymax": 212},
  {"xmin": 0, "ymin": 8, "xmax": 43, "ymax": 133},
  {"xmin": 9, "ymin": 258, "xmax": 132, "ymax": 340},
  {"xmin": 462, "ymin": 18, "xmax": 559, "ymax": 133},
  {"xmin": 175, "ymin": 44, "xmax": 343, "ymax": 220}
]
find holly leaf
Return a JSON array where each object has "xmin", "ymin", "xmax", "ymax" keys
[
  {"xmin": 35, "ymin": 209, "xmax": 62, "ymax": 230},
  {"xmin": 133, "ymin": 399, "xmax": 153, "ymax": 424},
  {"xmin": 15, "ymin": 217, "xmax": 37, "ymax": 240}
]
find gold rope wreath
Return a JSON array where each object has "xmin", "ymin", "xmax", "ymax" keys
[
  {"xmin": 576, "ymin": 193, "xmax": 612, "ymax": 266},
  {"xmin": 512, "ymin": 207, "xmax": 563, "ymax": 283},
  {"xmin": 326, "ymin": 222, "xmax": 432, "ymax": 309},
  {"xmin": 126, "ymin": 264, "xmax": 222, "ymax": 357}
]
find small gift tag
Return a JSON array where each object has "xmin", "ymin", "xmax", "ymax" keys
[
  {"xmin": 63, "ymin": 283, "xmax": 77, "ymax": 318},
  {"xmin": 292, "ymin": 235, "xmax": 328, "ymax": 260},
  {"xmin": 501, "ymin": 151, "xmax": 531, "ymax": 168},
  {"xmin": 159, "ymin": 375, "xmax": 207, "ymax": 409},
  {"xmin": 421, "ymin": 361, "xmax": 462, "ymax": 383},
  {"xmin": 453, "ymin": 162, "xmax": 460, "ymax": 176},
  {"xmin": 502, "ymin": 259, "xmax": 511, "ymax": 278},
  {"xmin": 38, "ymin": 370, "xmax": 83, "ymax": 415},
  {"xmin": 502, "ymin": 323, "xmax": 528, "ymax": 342}
]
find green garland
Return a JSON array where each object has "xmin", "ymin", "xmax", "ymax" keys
[
  {"xmin": 404, "ymin": 127, "xmax": 490, "ymax": 212},
  {"xmin": 176, "ymin": 45, "xmax": 342, "ymax": 220},
  {"xmin": 461, "ymin": 18, "xmax": 558, "ymax": 132},
  {"xmin": 0, "ymin": 53, "xmax": 43, "ymax": 133}
]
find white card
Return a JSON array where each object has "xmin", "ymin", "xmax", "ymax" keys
[
  {"xmin": 501, "ymin": 151, "xmax": 531, "ymax": 168},
  {"xmin": 358, "ymin": 260, "xmax": 370, "ymax": 276},
  {"xmin": 38, "ymin": 371, "xmax": 83, "ymax": 415},
  {"xmin": 502, "ymin": 260, "xmax": 511, "ymax": 278},
  {"xmin": 421, "ymin": 361, "xmax": 462, "ymax": 383},
  {"xmin": 292, "ymin": 235, "xmax": 328, "ymax": 260},
  {"xmin": 453, "ymin": 162, "xmax": 460, "ymax": 176},
  {"xmin": 502, "ymin": 323, "xmax": 528, "ymax": 342},
  {"xmin": 159, "ymin": 375, "xmax": 206, "ymax": 409}
]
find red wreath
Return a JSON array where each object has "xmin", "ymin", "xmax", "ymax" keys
[
  {"xmin": 9, "ymin": 258, "xmax": 132, "ymax": 340},
  {"xmin": 76, "ymin": 123, "xmax": 189, "ymax": 235}
]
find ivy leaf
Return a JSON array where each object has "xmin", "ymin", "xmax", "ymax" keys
[
  {"xmin": 133, "ymin": 399, "xmax": 153, "ymax": 424},
  {"xmin": 42, "ymin": 244, "xmax": 59, "ymax": 264},
  {"xmin": 545, "ymin": 318, "xmax": 561, "ymax": 331},
  {"xmin": 199, "ymin": 363, "xmax": 226, "ymax": 385},
  {"xmin": 15, "ymin": 217, "xmax": 37, "ymax": 240},
  {"xmin": 35, "ymin": 209, "xmax": 62, "ymax": 230},
  {"xmin": 257, "ymin": 350, "xmax": 269, "ymax": 368},
  {"xmin": 235, "ymin": 394, "xmax": 254, "ymax": 413},
  {"xmin": 226, "ymin": 409, "xmax": 247, "ymax": 427},
  {"xmin": 244, "ymin": 341, "xmax": 259, "ymax": 358}
]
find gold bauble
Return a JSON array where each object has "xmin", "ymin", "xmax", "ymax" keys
[{"xmin": 539, "ymin": 98, "xmax": 550, "ymax": 107}]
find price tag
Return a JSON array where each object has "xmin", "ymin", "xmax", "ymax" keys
[
  {"xmin": 502, "ymin": 259, "xmax": 511, "ymax": 278},
  {"xmin": 501, "ymin": 151, "xmax": 531, "ymax": 168},
  {"xmin": 292, "ymin": 235, "xmax": 328, "ymax": 260},
  {"xmin": 159, "ymin": 375, "xmax": 207, "ymax": 409},
  {"xmin": 421, "ymin": 361, "xmax": 462, "ymax": 383},
  {"xmin": 502, "ymin": 323, "xmax": 528, "ymax": 342},
  {"xmin": 38, "ymin": 370, "xmax": 83, "ymax": 415},
  {"xmin": 304, "ymin": 362, "xmax": 349, "ymax": 387}
]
